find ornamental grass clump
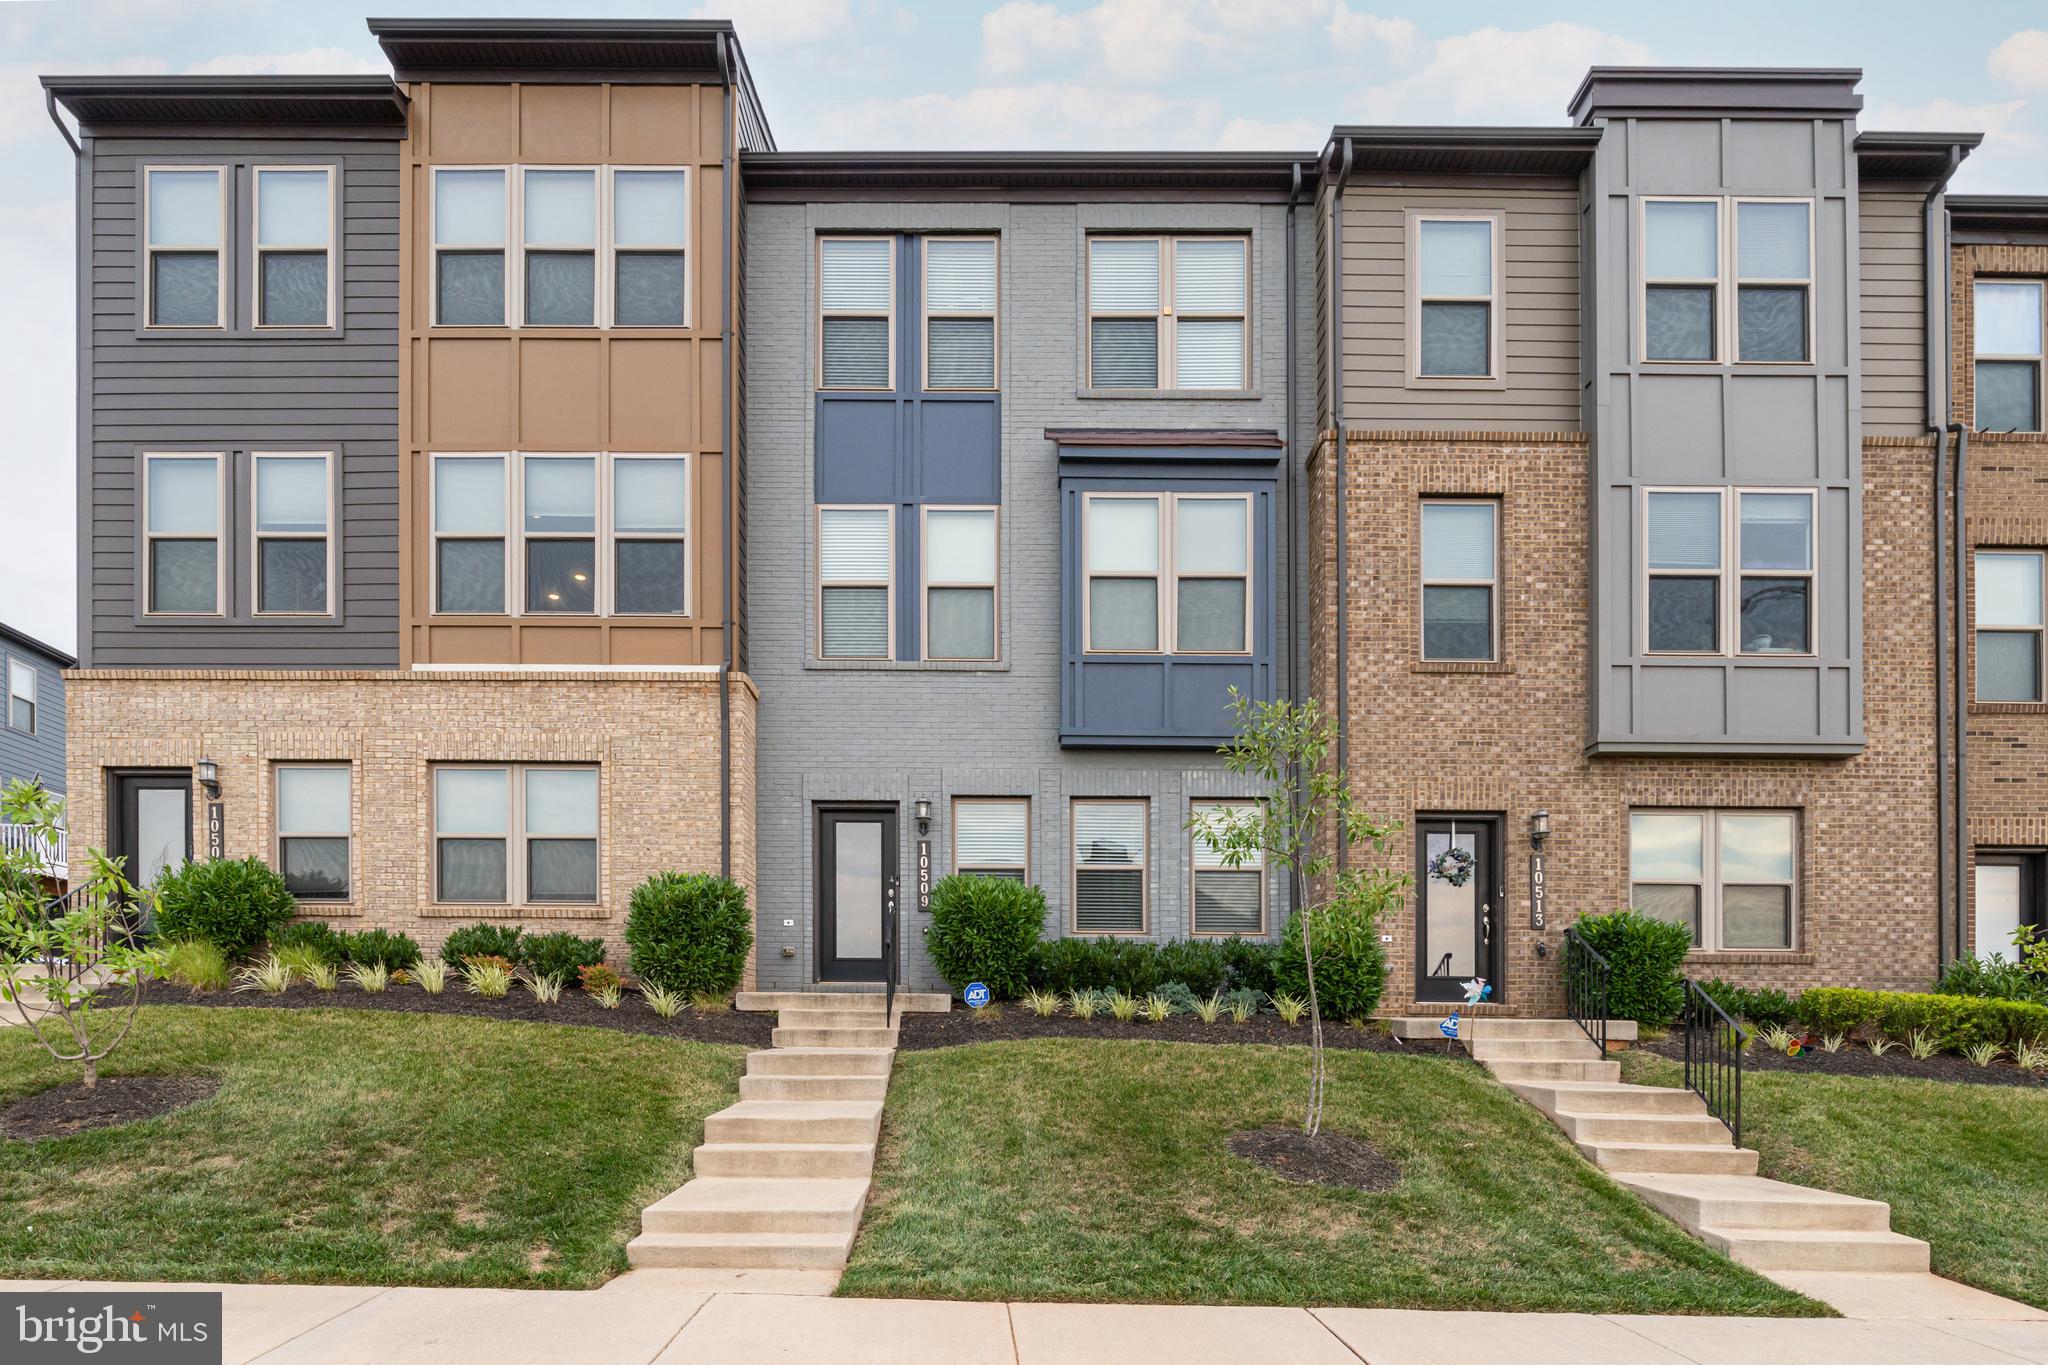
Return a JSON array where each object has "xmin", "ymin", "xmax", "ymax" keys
[
  {"xmin": 1272, "ymin": 993, "xmax": 1309, "ymax": 1026},
  {"xmin": 302, "ymin": 959, "xmax": 339, "ymax": 991},
  {"xmin": 642, "ymin": 983, "xmax": 684, "ymax": 1018},
  {"xmin": 523, "ymin": 971, "xmax": 565, "ymax": 1004},
  {"xmin": 160, "ymin": 940, "xmax": 230, "ymax": 993},
  {"xmin": 1965, "ymin": 1040, "xmax": 2005, "ymax": 1067},
  {"xmin": 1141, "ymin": 993, "xmax": 1173, "ymax": 1023},
  {"xmin": 461, "ymin": 955, "xmax": 514, "ymax": 998},
  {"xmin": 409, "ymin": 958, "xmax": 450, "ymax": 994},
  {"xmin": 689, "ymin": 991, "xmax": 731, "ymax": 1014},
  {"xmin": 346, "ymin": 961, "xmax": 390, "ymax": 994},
  {"xmin": 234, "ymin": 954, "xmax": 293, "ymax": 995},
  {"xmin": 1107, "ymin": 989, "xmax": 1139, "ymax": 1022},
  {"xmin": 1067, "ymin": 989, "xmax": 1100, "ymax": 1020},
  {"xmin": 1192, "ymin": 991, "xmax": 1224, "ymax": 1024},
  {"xmin": 1023, "ymin": 988, "xmax": 1062, "ymax": 1018}
]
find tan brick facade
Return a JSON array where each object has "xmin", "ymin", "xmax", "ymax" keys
[
  {"xmin": 64, "ymin": 670, "xmax": 757, "ymax": 978},
  {"xmin": 1309, "ymin": 431, "xmax": 1944, "ymax": 1013}
]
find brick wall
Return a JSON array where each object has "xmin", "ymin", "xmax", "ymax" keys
[{"xmin": 65, "ymin": 670, "xmax": 757, "ymax": 977}]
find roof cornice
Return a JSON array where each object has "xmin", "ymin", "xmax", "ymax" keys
[{"xmin": 41, "ymin": 74, "xmax": 407, "ymax": 130}]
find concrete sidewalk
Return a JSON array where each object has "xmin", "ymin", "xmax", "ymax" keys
[{"xmin": 8, "ymin": 1274, "xmax": 2047, "ymax": 1365}]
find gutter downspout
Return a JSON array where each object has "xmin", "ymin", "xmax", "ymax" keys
[
  {"xmin": 1926, "ymin": 155, "xmax": 1954, "ymax": 971},
  {"xmin": 1950, "ymin": 421, "xmax": 1969, "ymax": 964},
  {"xmin": 1285, "ymin": 162, "xmax": 1304, "ymax": 706},
  {"xmin": 49, "ymin": 90, "xmax": 86, "ymax": 671},
  {"xmin": 717, "ymin": 34, "xmax": 736, "ymax": 881},
  {"xmin": 1325, "ymin": 137, "xmax": 1354, "ymax": 869}
]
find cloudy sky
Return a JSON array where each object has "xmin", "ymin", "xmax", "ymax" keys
[{"xmin": 4, "ymin": 0, "xmax": 2045, "ymax": 652}]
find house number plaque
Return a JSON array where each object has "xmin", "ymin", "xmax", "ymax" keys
[
  {"xmin": 916, "ymin": 837, "xmax": 931, "ymax": 911},
  {"xmin": 1529, "ymin": 850, "xmax": 1546, "ymax": 931},
  {"xmin": 206, "ymin": 802, "xmax": 225, "ymax": 860}
]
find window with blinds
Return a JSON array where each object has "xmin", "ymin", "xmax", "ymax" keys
[
  {"xmin": 1420, "ymin": 500, "xmax": 1497, "ymax": 661},
  {"xmin": 818, "ymin": 506, "xmax": 893, "ymax": 658},
  {"xmin": 954, "ymin": 799, "xmax": 1029, "ymax": 880},
  {"xmin": 1088, "ymin": 236, "xmax": 1248, "ymax": 390},
  {"xmin": 1083, "ymin": 492, "xmax": 1252, "ymax": 655},
  {"xmin": 924, "ymin": 237, "xmax": 998, "ymax": 390},
  {"xmin": 1975, "ymin": 280, "xmax": 2044, "ymax": 433},
  {"xmin": 1644, "ymin": 199, "xmax": 1719, "ymax": 361},
  {"xmin": 820, "ymin": 237, "xmax": 894, "ymax": 389},
  {"xmin": 1735, "ymin": 200, "xmax": 1811, "ymax": 363},
  {"xmin": 924, "ymin": 507, "xmax": 998, "ymax": 660},
  {"xmin": 1413, "ymin": 216, "xmax": 1497, "ymax": 378},
  {"xmin": 1190, "ymin": 801, "xmax": 1264, "ymax": 936},
  {"xmin": 1073, "ymin": 800, "xmax": 1147, "ymax": 934},
  {"xmin": 1646, "ymin": 489, "xmax": 1724, "ymax": 654}
]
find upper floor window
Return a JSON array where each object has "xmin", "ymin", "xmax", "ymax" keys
[
  {"xmin": 954, "ymin": 798, "xmax": 1029, "ymax": 880},
  {"xmin": 1975, "ymin": 550, "xmax": 2045, "ymax": 703},
  {"xmin": 1420, "ymin": 500, "xmax": 1498, "ymax": 661},
  {"xmin": 817, "ymin": 505, "xmax": 893, "ymax": 658},
  {"xmin": 1734, "ymin": 201, "xmax": 1811, "ymax": 363},
  {"xmin": 254, "ymin": 167, "xmax": 333, "ymax": 328},
  {"xmin": 275, "ymin": 763, "xmax": 350, "ymax": 901},
  {"xmin": 1082, "ymin": 493, "xmax": 1250, "ymax": 655},
  {"xmin": 144, "ymin": 167, "xmax": 225, "ymax": 329},
  {"xmin": 1412, "ymin": 214, "xmax": 1499, "ymax": 379},
  {"xmin": 1073, "ymin": 798, "xmax": 1147, "ymax": 934},
  {"xmin": 611, "ymin": 169, "xmax": 689, "ymax": 327},
  {"xmin": 819, "ymin": 237, "xmax": 894, "ymax": 390},
  {"xmin": 522, "ymin": 168, "xmax": 597, "ymax": 326},
  {"xmin": 924, "ymin": 238, "xmax": 998, "ymax": 390},
  {"xmin": 433, "ymin": 168, "xmax": 508, "ymax": 326},
  {"xmin": 143, "ymin": 453, "xmax": 223, "ymax": 616},
  {"xmin": 1189, "ymin": 801, "xmax": 1265, "ymax": 936},
  {"xmin": 1642, "ymin": 198, "xmax": 1812, "ymax": 364},
  {"xmin": 253, "ymin": 454, "xmax": 332, "ymax": 616},
  {"xmin": 433, "ymin": 764, "xmax": 599, "ymax": 906},
  {"xmin": 1630, "ymin": 809, "xmax": 1797, "ymax": 951},
  {"xmin": 1975, "ymin": 281, "xmax": 2044, "ymax": 433},
  {"xmin": 1088, "ymin": 236, "xmax": 1248, "ymax": 391},
  {"xmin": 1644, "ymin": 488, "xmax": 1814, "ymax": 657},
  {"xmin": 6, "ymin": 658, "xmax": 34, "ymax": 735},
  {"xmin": 922, "ymin": 507, "xmax": 998, "ymax": 661}
]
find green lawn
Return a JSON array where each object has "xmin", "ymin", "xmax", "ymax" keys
[
  {"xmin": 0, "ymin": 1006, "xmax": 743, "ymax": 1288},
  {"xmin": 839, "ymin": 1039, "xmax": 1818, "ymax": 1314},
  {"xmin": 1622, "ymin": 1051, "xmax": 2048, "ymax": 1311}
]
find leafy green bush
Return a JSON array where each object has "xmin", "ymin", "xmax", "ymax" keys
[
  {"xmin": 1273, "ymin": 895, "xmax": 1387, "ymax": 1023},
  {"xmin": 925, "ymin": 874, "xmax": 1045, "ymax": 998},
  {"xmin": 519, "ymin": 931, "xmax": 606, "ymax": 984},
  {"xmin": 1797, "ymin": 987, "xmax": 2048, "ymax": 1052},
  {"xmin": 1695, "ymin": 978, "xmax": 1800, "ymax": 1029},
  {"xmin": 1155, "ymin": 939, "xmax": 1229, "ymax": 997},
  {"xmin": 338, "ymin": 928, "xmax": 421, "ymax": 971},
  {"xmin": 440, "ymin": 922, "xmax": 523, "ymax": 968},
  {"xmin": 269, "ymin": 919, "xmax": 347, "ymax": 964},
  {"xmin": 1572, "ymin": 908, "xmax": 1691, "ymax": 1026},
  {"xmin": 1025, "ymin": 934, "xmax": 1278, "ymax": 997},
  {"xmin": 1219, "ymin": 936, "xmax": 1282, "ymax": 996},
  {"xmin": 152, "ymin": 857, "xmax": 296, "ymax": 959},
  {"xmin": 1153, "ymin": 981, "xmax": 1203, "ymax": 1016},
  {"xmin": 1936, "ymin": 952, "xmax": 2048, "ymax": 1005},
  {"xmin": 625, "ymin": 872, "xmax": 752, "ymax": 995}
]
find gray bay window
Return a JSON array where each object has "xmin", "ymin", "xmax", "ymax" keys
[{"xmin": 1644, "ymin": 200, "xmax": 1718, "ymax": 361}]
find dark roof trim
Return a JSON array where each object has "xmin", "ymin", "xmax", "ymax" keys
[
  {"xmin": 41, "ymin": 74, "xmax": 407, "ymax": 130},
  {"xmin": 0, "ymin": 622, "xmax": 77, "ymax": 670},
  {"xmin": 1855, "ymin": 130, "xmax": 1982, "ymax": 184},
  {"xmin": 1047, "ymin": 428, "xmax": 1285, "ymax": 448},
  {"xmin": 1570, "ymin": 66, "xmax": 1863, "ymax": 124},
  {"xmin": 743, "ymin": 150, "xmax": 1313, "ymax": 192},
  {"xmin": 1949, "ymin": 195, "xmax": 2048, "ymax": 226},
  {"xmin": 1322, "ymin": 126, "xmax": 1601, "ymax": 178}
]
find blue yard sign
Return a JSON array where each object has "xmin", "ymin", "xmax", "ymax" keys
[
  {"xmin": 1439, "ymin": 1011, "xmax": 1460, "ymax": 1039},
  {"xmin": 963, "ymin": 982, "xmax": 991, "ymax": 1009}
]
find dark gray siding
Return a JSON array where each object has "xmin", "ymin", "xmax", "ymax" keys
[
  {"xmin": 82, "ymin": 135, "xmax": 400, "ymax": 667},
  {"xmin": 0, "ymin": 643, "xmax": 68, "ymax": 794}
]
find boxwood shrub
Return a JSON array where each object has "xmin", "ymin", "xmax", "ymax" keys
[
  {"xmin": 1571, "ymin": 908, "xmax": 1691, "ymax": 1026},
  {"xmin": 1273, "ymin": 902, "xmax": 1387, "ymax": 1022},
  {"xmin": 440, "ymin": 922, "xmax": 523, "ymax": 968},
  {"xmin": 626, "ymin": 872, "xmax": 752, "ymax": 996},
  {"xmin": 1797, "ymin": 987, "xmax": 2048, "ymax": 1052},
  {"xmin": 925, "ymin": 874, "xmax": 1046, "ymax": 998},
  {"xmin": 338, "ymin": 927, "xmax": 421, "ymax": 971},
  {"xmin": 519, "ymin": 931, "xmax": 607, "ymax": 984},
  {"xmin": 269, "ymin": 919, "xmax": 347, "ymax": 964},
  {"xmin": 1025, "ymin": 934, "xmax": 1279, "ymax": 998},
  {"xmin": 152, "ymin": 856, "xmax": 296, "ymax": 960}
]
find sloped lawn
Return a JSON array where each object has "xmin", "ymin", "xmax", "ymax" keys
[
  {"xmin": 840, "ymin": 1038, "xmax": 1818, "ymax": 1314},
  {"xmin": 0, "ymin": 1006, "xmax": 743, "ymax": 1288}
]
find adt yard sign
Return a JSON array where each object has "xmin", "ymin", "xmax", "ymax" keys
[{"xmin": 963, "ymin": 982, "xmax": 991, "ymax": 1009}]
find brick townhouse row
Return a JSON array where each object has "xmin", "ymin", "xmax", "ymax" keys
[{"xmin": 36, "ymin": 20, "xmax": 2048, "ymax": 1012}]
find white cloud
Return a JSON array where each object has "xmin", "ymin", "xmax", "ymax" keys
[
  {"xmin": 1326, "ymin": 4, "xmax": 1420, "ymax": 65},
  {"xmin": 1353, "ymin": 22, "xmax": 1653, "ymax": 125},
  {"xmin": 981, "ymin": 0, "xmax": 1339, "ymax": 85},
  {"xmin": 1989, "ymin": 29, "xmax": 2048, "ymax": 94},
  {"xmin": 813, "ymin": 81, "xmax": 1222, "ymax": 150},
  {"xmin": 705, "ymin": 0, "xmax": 855, "ymax": 48},
  {"xmin": 0, "ymin": 197, "xmax": 78, "ymax": 651},
  {"xmin": 1215, "ymin": 115, "xmax": 1322, "ymax": 151},
  {"xmin": 182, "ymin": 46, "xmax": 385, "ymax": 76},
  {"xmin": 1863, "ymin": 95, "xmax": 2043, "ymax": 195}
]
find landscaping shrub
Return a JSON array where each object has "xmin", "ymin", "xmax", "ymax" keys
[
  {"xmin": 1797, "ymin": 987, "xmax": 2048, "ymax": 1052},
  {"xmin": 338, "ymin": 928, "xmax": 421, "ymax": 971},
  {"xmin": 1572, "ymin": 908, "xmax": 1690, "ymax": 1026},
  {"xmin": 440, "ymin": 922, "xmax": 523, "ymax": 968},
  {"xmin": 1219, "ymin": 935, "xmax": 1282, "ymax": 996},
  {"xmin": 1936, "ymin": 952, "xmax": 2048, "ymax": 1005},
  {"xmin": 269, "ymin": 919, "xmax": 347, "ymax": 964},
  {"xmin": 1153, "ymin": 981, "xmax": 1204, "ymax": 1016},
  {"xmin": 1273, "ymin": 899, "xmax": 1387, "ymax": 1023},
  {"xmin": 1025, "ymin": 934, "xmax": 1280, "ymax": 998},
  {"xmin": 625, "ymin": 872, "xmax": 752, "ymax": 995},
  {"xmin": 924, "ymin": 874, "xmax": 1046, "ymax": 998},
  {"xmin": 157, "ymin": 939, "xmax": 230, "ymax": 992},
  {"xmin": 152, "ymin": 856, "xmax": 296, "ymax": 960},
  {"xmin": 519, "ymin": 931, "xmax": 607, "ymax": 984},
  {"xmin": 1155, "ymin": 939, "xmax": 1229, "ymax": 997},
  {"xmin": 1695, "ymin": 978, "xmax": 1800, "ymax": 1029}
]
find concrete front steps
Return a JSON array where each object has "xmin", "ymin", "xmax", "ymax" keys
[{"xmin": 625, "ymin": 989, "xmax": 945, "ymax": 1288}]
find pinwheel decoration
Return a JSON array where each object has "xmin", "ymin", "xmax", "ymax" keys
[{"xmin": 1461, "ymin": 977, "xmax": 1491, "ymax": 1005}]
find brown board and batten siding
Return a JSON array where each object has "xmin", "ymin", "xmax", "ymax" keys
[
  {"xmin": 1338, "ymin": 183, "xmax": 1582, "ymax": 432},
  {"xmin": 1858, "ymin": 189, "xmax": 1929, "ymax": 436},
  {"xmin": 83, "ymin": 136, "xmax": 402, "ymax": 667},
  {"xmin": 396, "ymin": 81, "xmax": 738, "ymax": 668}
]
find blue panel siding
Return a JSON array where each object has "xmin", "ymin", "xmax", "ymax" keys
[{"xmin": 0, "ymin": 641, "xmax": 70, "ymax": 795}]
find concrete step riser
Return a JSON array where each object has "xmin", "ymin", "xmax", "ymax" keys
[
  {"xmin": 1556, "ymin": 1113, "xmax": 1735, "ymax": 1145},
  {"xmin": 1636, "ymin": 1194, "xmax": 1893, "ymax": 1233},
  {"xmin": 625, "ymin": 1235, "xmax": 852, "ymax": 1271},
  {"xmin": 778, "ymin": 1010, "xmax": 903, "ymax": 1030},
  {"xmin": 739, "ymin": 1075, "xmax": 890, "ymax": 1102},
  {"xmin": 737, "ymin": 990, "xmax": 951, "ymax": 1014},
  {"xmin": 643, "ymin": 1205, "xmax": 863, "ymax": 1236},
  {"xmin": 1485, "ymin": 1060, "xmax": 1623, "ymax": 1083},
  {"xmin": 1469, "ymin": 1039, "xmax": 1601, "ymax": 1061},
  {"xmin": 1508, "ymin": 1084, "xmax": 1707, "ymax": 1116},
  {"xmin": 747, "ymin": 1049, "xmax": 894, "ymax": 1077},
  {"xmin": 1465, "ymin": 1022, "xmax": 1607, "ymax": 1041},
  {"xmin": 1581, "ymin": 1143, "xmax": 1761, "ymax": 1176},
  {"xmin": 704, "ymin": 1114, "xmax": 882, "ymax": 1145},
  {"xmin": 772, "ymin": 1027, "xmax": 900, "ymax": 1049},
  {"xmin": 693, "ymin": 1145, "xmax": 876, "ymax": 1180},
  {"xmin": 1715, "ymin": 1234, "xmax": 1932, "ymax": 1274}
]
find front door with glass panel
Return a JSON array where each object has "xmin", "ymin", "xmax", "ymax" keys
[
  {"xmin": 1414, "ymin": 815, "xmax": 1501, "ymax": 1003},
  {"xmin": 113, "ymin": 772, "xmax": 192, "ymax": 933},
  {"xmin": 817, "ymin": 806, "xmax": 896, "ymax": 983},
  {"xmin": 1974, "ymin": 852, "xmax": 2043, "ymax": 961}
]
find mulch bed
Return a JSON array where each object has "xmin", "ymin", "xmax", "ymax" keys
[
  {"xmin": 895, "ymin": 1006, "xmax": 1470, "ymax": 1057},
  {"xmin": 1639, "ymin": 1034, "xmax": 2048, "ymax": 1089},
  {"xmin": 138, "ymin": 982, "xmax": 776, "ymax": 1046},
  {"xmin": 2, "ymin": 1075, "xmax": 221, "ymax": 1141},
  {"xmin": 1228, "ymin": 1124, "xmax": 1404, "ymax": 1191}
]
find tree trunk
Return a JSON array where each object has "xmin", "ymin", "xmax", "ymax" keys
[{"xmin": 80, "ymin": 1052, "xmax": 98, "ymax": 1091}]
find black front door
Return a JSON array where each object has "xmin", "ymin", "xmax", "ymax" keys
[
  {"xmin": 111, "ymin": 771, "xmax": 192, "ymax": 931},
  {"xmin": 1414, "ymin": 814, "xmax": 1503, "ymax": 1003},
  {"xmin": 817, "ymin": 805, "xmax": 897, "ymax": 983}
]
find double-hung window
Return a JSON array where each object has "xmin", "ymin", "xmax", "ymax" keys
[
  {"xmin": 143, "ymin": 453, "xmax": 223, "ymax": 615},
  {"xmin": 1420, "ymin": 500, "xmax": 1498, "ymax": 661},
  {"xmin": 522, "ymin": 456, "xmax": 596, "ymax": 613},
  {"xmin": 252, "ymin": 454, "xmax": 331, "ymax": 615},
  {"xmin": 432, "ymin": 455, "xmax": 509, "ymax": 614},
  {"xmin": 1630, "ymin": 809, "xmax": 1798, "ymax": 950},
  {"xmin": 817, "ymin": 506, "xmax": 893, "ymax": 658},
  {"xmin": 1975, "ymin": 550, "xmax": 2046, "ymax": 702},
  {"xmin": 144, "ymin": 167, "xmax": 225, "ymax": 329},
  {"xmin": 1643, "ymin": 198, "xmax": 1813, "ymax": 363},
  {"xmin": 1413, "ymin": 214, "xmax": 1499, "ymax": 379},
  {"xmin": 254, "ymin": 167, "xmax": 334, "ymax": 327},
  {"xmin": 954, "ymin": 799, "xmax": 1029, "ymax": 881},
  {"xmin": 1736, "ymin": 492, "xmax": 1814, "ymax": 654},
  {"xmin": 610, "ymin": 169, "xmax": 689, "ymax": 327},
  {"xmin": 613, "ymin": 455, "xmax": 689, "ymax": 615},
  {"xmin": 1644, "ymin": 489, "xmax": 1815, "ymax": 656},
  {"xmin": 1082, "ymin": 493, "xmax": 1251, "ymax": 654},
  {"xmin": 434, "ymin": 764, "xmax": 598, "ymax": 905},
  {"xmin": 1088, "ymin": 236, "xmax": 1249, "ymax": 390},
  {"xmin": 923, "ymin": 508, "xmax": 997, "ymax": 661},
  {"xmin": 523, "ymin": 168, "xmax": 597, "ymax": 326},
  {"xmin": 924, "ymin": 238, "xmax": 998, "ymax": 389},
  {"xmin": 6, "ymin": 659, "xmax": 34, "ymax": 734},
  {"xmin": 1734, "ymin": 200, "xmax": 1812, "ymax": 363},
  {"xmin": 1643, "ymin": 199, "xmax": 1720, "ymax": 361},
  {"xmin": 819, "ymin": 237, "xmax": 894, "ymax": 389},
  {"xmin": 1073, "ymin": 799, "xmax": 1146, "ymax": 934},
  {"xmin": 1190, "ymin": 800, "xmax": 1264, "ymax": 936},
  {"xmin": 1975, "ymin": 281, "xmax": 2044, "ymax": 432},
  {"xmin": 432, "ymin": 168, "xmax": 509, "ymax": 326},
  {"xmin": 1645, "ymin": 490, "xmax": 1724, "ymax": 653},
  {"xmin": 275, "ymin": 764, "xmax": 350, "ymax": 901}
]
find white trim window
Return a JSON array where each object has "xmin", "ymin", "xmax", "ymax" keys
[
  {"xmin": 818, "ymin": 505, "xmax": 893, "ymax": 658},
  {"xmin": 432, "ymin": 454, "xmax": 509, "ymax": 614},
  {"xmin": 522, "ymin": 167, "xmax": 598, "ymax": 327},
  {"xmin": 6, "ymin": 658, "xmax": 34, "ymax": 735},
  {"xmin": 1642, "ymin": 197, "xmax": 1814, "ymax": 364},
  {"xmin": 275, "ymin": 763, "xmax": 351, "ymax": 901},
  {"xmin": 433, "ymin": 764, "xmax": 599, "ymax": 905},
  {"xmin": 1630, "ymin": 809, "xmax": 1798, "ymax": 951},
  {"xmin": 1073, "ymin": 798, "xmax": 1147, "ymax": 935},
  {"xmin": 1975, "ymin": 280, "xmax": 2044, "ymax": 433},
  {"xmin": 1082, "ymin": 492, "xmax": 1252, "ymax": 655},
  {"xmin": 1975, "ymin": 550, "xmax": 2046, "ymax": 703},
  {"xmin": 953, "ymin": 798, "xmax": 1029, "ymax": 881},
  {"xmin": 1088, "ymin": 236, "xmax": 1249, "ymax": 390},
  {"xmin": 521, "ymin": 455, "xmax": 597, "ymax": 613},
  {"xmin": 1645, "ymin": 488, "xmax": 1818, "ymax": 657},
  {"xmin": 1735, "ymin": 491, "xmax": 1815, "ymax": 655},
  {"xmin": 1645, "ymin": 489, "xmax": 1723, "ymax": 652},
  {"xmin": 1734, "ymin": 199, "xmax": 1813, "ymax": 363},
  {"xmin": 253, "ymin": 453, "xmax": 333, "ymax": 615},
  {"xmin": 1412, "ymin": 213, "xmax": 1501, "ymax": 379},
  {"xmin": 1420, "ymin": 499, "xmax": 1498, "ymax": 661},
  {"xmin": 612, "ymin": 454, "xmax": 689, "ymax": 615},
  {"xmin": 922, "ymin": 507, "xmax": 997, "ymax": 661},
  {"xmin": 819, "ymin": 237, "xmax": 894, "ymax": 390},
  {"xmin": 432, "ymin": 167, "xmax": 510, "ymax": 327},
  {"xmin": 254, "ymin": 166, "xmax": 335, "ymax": 328},
  {"xmin": 143, "ymin": 453, "xmax": 224, "ymax": 615},
  {"xmin": 610, "ymin": 167, "xmax": 690, "ymax": 328},
  {"xmin": 1190, "ymin": 800, "xmax": 1265, "ymax": 937},
  {"xmin": 923, "ymin": 237, "xmax": 998, "ymax": 390},
  {"xmin": 144, "ymin": 166, "xmax": 226, "ymax": 329},
  {"xmin": 1642, "ymin": 198, "xmax": 1721, "ymax": 362}
]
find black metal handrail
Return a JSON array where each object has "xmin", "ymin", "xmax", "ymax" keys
[
  {"xmin": 1562, "ymin": 925, "xmax": 1610, "ymax": 1054},
  {"xmin": 1681, "ymin": 977, "xmax": 1745, "ymax": 1148},
  {"xmin": 883, "ymin": 878, "xmax": 898, "ymax": 1024}
]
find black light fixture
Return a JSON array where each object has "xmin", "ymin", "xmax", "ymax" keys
[
  {"xmin": 1530, "ymin": 809, "xmax": 1550, "ymax": 846},
  {"xmin": 196, "ymin": 757, "xmax": 220, "ymax": 796},
  {"xmin": 915, "ymin": 799, "xmax": 932, "ymax": 835}
]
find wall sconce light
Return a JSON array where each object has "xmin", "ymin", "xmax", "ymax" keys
[
  {"xmin": 1530, "ymin": 809, "xmax": 1550, "ymax": 846},
  {"xmin": 915, "ymin": 799, "xmax": 932, "ymax": 835},
  {"xmin": 196, "ymin": 758, "xmax": 220, "ymax": 796}
]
